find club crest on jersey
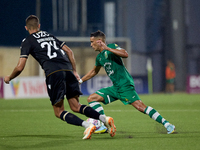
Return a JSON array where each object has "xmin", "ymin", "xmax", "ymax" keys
[{"xmin": 104, "ymin": 51, "xmax": 108, "ymax": 59}]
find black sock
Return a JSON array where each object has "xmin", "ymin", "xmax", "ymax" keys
[
  {"xmin": 79, "ymin": 105, "xmax": 100, "ymax": 119},
  {"xmin": 60, "ymin": 111, "xmax": 83, "ymax": 126}
]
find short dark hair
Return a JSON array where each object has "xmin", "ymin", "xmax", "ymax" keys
[
  {"xmin": 90, "ymin": 30, "xmax": 106, "ymax": 41},
  {"xmin": 26, "ymin": 15, "xmax": 40, "ymax": 30}
]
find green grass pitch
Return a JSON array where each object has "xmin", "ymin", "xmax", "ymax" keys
[{"xmin": 0, "ymin": 93, "xmax": 200, "ymax": 150}]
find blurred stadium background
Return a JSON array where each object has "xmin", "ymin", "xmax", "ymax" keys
[{"xmin": 0, "ymin": 0, "xmax": 200, "ymax": 96}]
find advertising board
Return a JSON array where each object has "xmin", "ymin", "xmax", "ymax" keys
[
  {"xmin": 3, "ymin": 77, "xmax": 48, "ymax": 99},
  {"xmin": 1, "ymin": 75, "xmax": 148, "ymax": 99},
  {"xmin": 80, "ymin": 75, "xmax": 148, "ymax": 95},
  {"xmin": 187, "ymin": 75, "xmax": 200, "ymax": 93}
]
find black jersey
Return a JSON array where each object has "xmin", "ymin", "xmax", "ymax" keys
[{"xmin": 20, "ymin": 31, "xmax": 72, "ymax": 76}]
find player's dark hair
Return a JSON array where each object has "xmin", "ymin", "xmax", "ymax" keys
[
  {"xmin": 90, "ymin": 30, "xmax": 106, "ymax": 41},
  {"xmin": 26, "ymin": 15, "xmax": 40, "ymax": 30}
]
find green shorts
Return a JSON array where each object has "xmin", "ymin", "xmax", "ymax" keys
[
  {"xmin": 95, "ymin": 85, "xmax": 140, "ymax": 105},
  {"xmin": 166, "ymin": 78, "xmax": 175, "ymax": 84}
]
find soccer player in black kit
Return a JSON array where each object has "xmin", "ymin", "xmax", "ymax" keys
[{"xmin": 4, "ymin": 15, "xmax": 116, "ymax": 139}]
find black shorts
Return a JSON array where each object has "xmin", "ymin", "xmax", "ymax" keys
[{"xmin": 46, "ymin": 71, "xmax": 82, "ymax": 105}]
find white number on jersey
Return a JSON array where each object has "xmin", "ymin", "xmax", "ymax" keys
[{"xmin": 40, "ymin": 41, "xmax": 62, "ymax": 59}]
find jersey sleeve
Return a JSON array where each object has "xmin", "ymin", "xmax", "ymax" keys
[{"xmin": 20, "ymin": 38, "xmax": 31, "ymax": 58}]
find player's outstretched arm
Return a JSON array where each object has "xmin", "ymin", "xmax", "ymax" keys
[
  {"xmin": 97, "ymin": 40, "xmax": 128, "ymax": 58},
  {"xmin": 62, "ymin": 44, "xmax": 80, "ymax": 80},
  {"xmin": 80, "ymin": 66, "xmax": 101, "ymax": 83},
  {"xmin": 106, "ymin": 47, "xmax": 128, "ymax": 58},
  {"xmin": 4, "ymin": 58, "xmax": 27, "ymax": 84}
]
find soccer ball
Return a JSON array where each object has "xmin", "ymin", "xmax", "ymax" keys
[{"xmin": 86, "ymin": 118, "xmax": 101, "ymax": 130}]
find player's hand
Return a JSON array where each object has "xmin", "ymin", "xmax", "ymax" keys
[
  {"xmin": 96, "ymin": 40, "xmax": 108, "ymax": 50},
  {"xmin": 4, "ymin": 76, "xmax": 10, "ymax": 84},
  {"xmin": 73, "ymin": 71, "xmax": 80, "ymax": 81}
]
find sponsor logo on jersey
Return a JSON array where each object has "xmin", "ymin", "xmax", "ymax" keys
[{"xmin": 104, "ymin": 51, "xmax": 108, "ymax": 59}]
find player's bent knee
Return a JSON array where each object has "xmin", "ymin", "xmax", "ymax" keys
[
  {"xmin": 87, "ymin": 93, "xmax": 102, "ymax": 103},
  {"xmin": 87, "ymin": 95, "xmax": 94, "ymax": 103}
]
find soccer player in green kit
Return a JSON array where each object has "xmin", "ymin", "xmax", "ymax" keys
[{"xmin": 79, "ymin": 30, "xmax": 175, "ymax": 135}]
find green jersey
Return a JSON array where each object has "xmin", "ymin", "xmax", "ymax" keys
[{"xmin": 95, "ymin": 43, "xmax": 135, "ymax": 92}]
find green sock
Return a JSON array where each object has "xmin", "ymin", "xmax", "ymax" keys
[
  {"xmin": 89, "ymin": 101, "xmax": 105, "ymax": 115},
  {"xmin": 144, "ymin": 106, "xmax": 170, "ymax": 128}
]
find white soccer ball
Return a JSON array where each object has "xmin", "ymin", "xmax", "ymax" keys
[{"xmin": 86, "ymin": 118, "xmax": 101, "ymax": 130}]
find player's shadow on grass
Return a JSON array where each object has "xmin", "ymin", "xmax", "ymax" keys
[
  {"xmin": 0, "ymin": 134, "xmax": 77, "ymax": 150},
  {"xmin": 10, "ymin": 134, "xmax": 71, "ymax": 139},
  {"xmin": 115, "ymin": 130, "xmax": 180, "ymax": 139}
]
